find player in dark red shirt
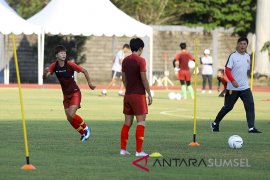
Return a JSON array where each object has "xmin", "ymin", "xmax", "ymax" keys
[
  {"xmin": 43, "ymin": 45, "xmax": 96, "ymax": 142},
  {"xmin": 173, "ymin": 42, "xmax": 195, "ymax": 99},
  {"xmin": 120, "ymin": 38, "xmax": 152, "ymax": 157}
]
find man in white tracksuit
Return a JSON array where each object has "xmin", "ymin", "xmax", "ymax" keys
[{"xmin": 211, "ymin": 37, "xmax": 262, "ymax": 133}]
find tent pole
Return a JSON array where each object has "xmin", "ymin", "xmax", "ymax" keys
[
  {"xmin": 4, "ymin": 34, "xmax": 9, "ymax": 84},
  {"xmin": 37, "ymin": 33, "xmax": 41, "ymax": 85},
  {"xmin": 149, "ymin": 32, "xmax": 153, "ymax": 86},
  {"xmin": 38, "ymin": 29, "xmax": 45, "ymax": 85}
]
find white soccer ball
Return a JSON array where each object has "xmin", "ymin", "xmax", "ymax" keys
[
  {"xmin": 228, "ymin": 135, "xmax": 243, "ymax": 149},
  {"xmin": 101, "ymin": 89, "xmax": 107, "ymax": 96},
  {"xmin": 118, "ymin": 90, "xmax": 124, "ymax": 96},
  {"xmin": 168, "ymin": 92, "xmax": 176, "ymax": 100},
  {"xmin": 188, "ymin": 60, "xmax": 195, "ymax": 69},
  {"xmin": 175, "ymin": 93, "xmax": 182, "ymax": 100}
]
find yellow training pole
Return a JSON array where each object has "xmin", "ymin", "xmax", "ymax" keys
[
  {"xmin": 189, "ymin": 38, "xmax": 200, "ymax": 146},
  {"xmin": 250, "ymin": 49, "xmax": 255, "ymax": 91},
  {"xmin": 11, "ymin": 34, "xmax": 36, "ymax": 170}
]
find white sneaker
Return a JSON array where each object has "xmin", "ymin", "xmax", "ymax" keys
[
  {"xmin": 135, "ymin": 151, "xmax": 148, "ymax": 157},
  {"xmin": 202, "ymin": 90, "xmax": 206, "ymax": 94},
  {"xmin": 120, "ymin": 150, "xmax": 131, "ymax": 156},
  {"xmin": 209, "ymin": 90, "xmax": 212, "ymax": 94},
  {"xmin": 83, "ymin": 127, "xmax": 91, "ymax": 141},
  {"xmin": 81, "ymin": 127, "xmax": 90, "ymax": 142}
]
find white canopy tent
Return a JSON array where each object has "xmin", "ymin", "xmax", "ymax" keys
[
  {"xmin": 0, "ymin": 0, "xmax": 40, "ymax": 84},
  {"xmin": 28, "ymin": 0, "xmax": 153, "ymax": 85}
]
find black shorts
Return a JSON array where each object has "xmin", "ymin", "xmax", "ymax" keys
[{"xmin": 112, "ymin": 71, "xmax": 122, "ymax": 78}]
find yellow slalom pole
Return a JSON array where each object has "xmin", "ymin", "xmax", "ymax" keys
[
  {"xmin": 250, "ymin": 49, "xmax": 255, "ymax": 91},
  {"xmin": 189, "ymin": 38, "xmax": 200, "ymax": 146},
  {"xmin": 11, "ymin": 34, "xmax": 36, "ymax": 170}
]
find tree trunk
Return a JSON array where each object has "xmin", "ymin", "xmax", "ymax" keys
[{"xmin": 255, "ymin": 0, "xmax": 270, "ymax": 76}]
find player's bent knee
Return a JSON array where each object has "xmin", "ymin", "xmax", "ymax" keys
[
  {"xmin": 222, "ymin": 106, "xmax": 233, "ymax": 112},
  {"xmin": 137, "ymin": 120, "xmax": 145, "ymax": 126},
  {"xmin": 226, "ymin": 107, "xmax": 233, "ymax": 112},
  {"xmin": 66, "ymin": 113, "xmax": 75, "ymax": 122}
]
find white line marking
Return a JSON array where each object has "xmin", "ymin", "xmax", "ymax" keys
[{"xmin": 159, "ymin": 108, "xmax": 209, "ymax": 119}]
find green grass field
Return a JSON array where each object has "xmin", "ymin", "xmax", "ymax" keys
[{"xmin": 0, "ymin": 88, "xmax": 269, "ymax": 180}]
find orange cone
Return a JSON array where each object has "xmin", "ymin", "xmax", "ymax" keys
[
  {"xmin": 21, "ymin": 164, "xmax": 36, "ymax": 170},
  {"xmin": 189, "ymin": 141, "xmax": 200, "ymax": 146}
]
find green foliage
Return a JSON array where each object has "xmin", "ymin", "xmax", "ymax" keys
[
  {"xmin": 111, "ymin": 0, "xmax": 257, "ymax": 35},
  {"xmin": 181, "ymin": 0, "xmax": 256, "ymax": 35},
  {"xmin": 111, "ymin": 0, "xmax": 191, "ymax": 25},
  {"xmin": 6, "ymin": 0, "xmax": 49, "ymax": 19}
]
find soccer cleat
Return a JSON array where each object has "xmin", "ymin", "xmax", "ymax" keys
[
  {"xmin": 135, "ymin": 151, "xmax": 148, "ymax": 157},
  {"xmin": 83, "ymin": 127, "xmax": 91, "ymax": 141},
  {"xmin": 211, "ymin": 122, "xmax": 219, "ymax": 132},
  {"xmin": 248, "ymin": 128, "xmax": 262, "ymax": 133},
  {"xmin": 218, "ymin": 93, "xmax": 225, "ymax": 97},
  {"xmin": 202, "ymin": 90, "xmax": 206, "ymax": 94},
  {"xmin": 120, "ymin": 150, "xmax": 131, "ymax": 156},
  {"xmin": 80, "ymin": 134, "xmax": 85, "ymax": 141}
]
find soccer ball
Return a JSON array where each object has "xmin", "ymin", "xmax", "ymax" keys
[
  {"xmin": 175, "ymin": 93, "xmax": 182, "ymax": 100},
  {"xmin": 188, "ymin": 60, "xmax": 195, "ymax": 69},
  {"xmin": 168, "ymin": 92, "xmax": 176, "ymax": 100},
  {"xmin": 228, "ymin": 135, "xmax": 243, "ymax": 149},
  {"xmin": 118, "ymin": 90, "xmax": 124, "ymax": 96},
  {"xmin": 101, "ymin": 89, "xmax": 107, "ymax": 96}
]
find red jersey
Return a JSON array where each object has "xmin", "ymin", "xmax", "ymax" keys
[
  {"xmin": 175, "ymin": 51, "xmax": 194, "ymax": 70},
  {"xmin": 122, "ymin": 54, "xmax": 146, "ymax": 95},
  {"xmin": 48, "ymin": 60, "xmax": 83, "ymax": 95}
]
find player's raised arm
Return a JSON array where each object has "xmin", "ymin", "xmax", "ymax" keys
[{"xmin": 81, "ymin": 68, "xmax": 96, "ymax": 90}]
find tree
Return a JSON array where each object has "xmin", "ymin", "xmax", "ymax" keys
[
  {"xmin": 111, "ymin": 0, "xmax": 257, "ymax": 36},
  {"xmin": 111, "ymin": 0, "xmax": 194, "ymax": 25},
  {"xmin": 179, "ymin": 0, "xmax": 256, "ymax": 36},
  {"xmin": 6, "ymin": 0, "xmax": 49, "ymax": 19}
]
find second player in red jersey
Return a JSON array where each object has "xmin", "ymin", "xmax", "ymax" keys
[
  {"xmin": 43, "ymin": 45, "xmax": 96, "ymax": 142},
  {"xmin": 173, "ymin": 42, "xmax": 195, "ymax": 99},
  {"xmin": 120, "ymin": 38, "xmax": 152, "ymax": 157}
]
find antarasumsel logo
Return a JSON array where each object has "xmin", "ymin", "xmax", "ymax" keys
[
  {"xmin": 132, "ymin": 155, "xmax": 150, "ymax": 172},
  {"xmin": 132, "ymin": 157, "xmax": 251, "ymax": 172}
]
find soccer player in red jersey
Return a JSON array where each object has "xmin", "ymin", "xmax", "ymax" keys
[
  {"xmin": 43, "ymin": 45, "xmax": 96, "ymax": 142},
  {"xmin": 173, "ymin": 42, "xmax": 195, "ymax": 99},
  {"xmin": 120, "ymin": 38, "xmax": 152, "ymax": 157}
]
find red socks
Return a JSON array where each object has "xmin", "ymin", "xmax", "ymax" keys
[
  {"xmin": 74, "ymin": 114, "xmax": 87, "ymax": 129},
  {"xmin": 120, "ymin": 124, "xmax": 130, "ymax": 150},
  {"xmin": 121, "ymin": 124, "xmax": 145, "ymax": 152},
  {"xmin": 70, "ymin": 114, "xmax": 87, "ymax": 135},
  {"xmin": 136, "ymin": 125, "xmax": 145, "ymax": 153}
]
